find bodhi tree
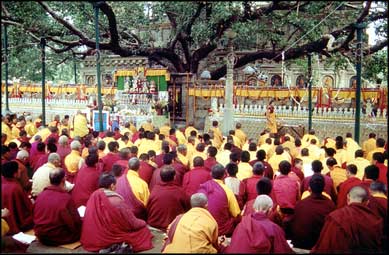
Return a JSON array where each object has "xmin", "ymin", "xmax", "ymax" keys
[{"xmin": 1, "ymin": 1, "xmax": 387, "ymax": 81}]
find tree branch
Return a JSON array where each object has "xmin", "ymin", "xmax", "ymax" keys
[{"xmin": 37, "ymin": 1, "xmax": 89, "ymax": 40}]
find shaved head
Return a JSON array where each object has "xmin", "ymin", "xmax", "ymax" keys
[
  {"xmin": 347, "ymin": 186, "xmax": 368, "ymax": 204},
  {"xmin": 190, "ymin": 193, "xmax": 208, "ymax": 208},
  {"xmin": 253, "ymin": 194, "xmax": 273, "ymax": 212}
]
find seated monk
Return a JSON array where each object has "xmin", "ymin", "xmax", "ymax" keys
[
  {"xmin": 290, "ymin": 174, "xmax": 336, "ymax": 250},
  {"xmin": 33, "ymin": 168, "xmax": 81, "ymax": 246},
  {"xmin": 100, "ymin": 141, "xmax": 120, "ymax": 173},
  {"xmin": 204, "ymin": 146, "xmax": 219, "ymax": 172},
  {"xmin": 312, "ymin": 186, "xmax": 383, "ymax": 253},
  {"xmin": 1, "ymin": 161, "xmax": 34, "ymax": 235},
  {"xmin": 138, "ymin": 153, "xmax": 155, "ymax": 185},
  {"xmin": 81, "ymin": 174, "xmax": 153, "ymax": 252},
  {"xmin": 249, "ymin": 150, "xmax": 274, "ymax": 179},
  {"xmin": 115, "ymin": 157, "xmax": 150, "ymax": 220},
  {"xmin": 197, "ymin": 164, "xmax": 241, "ymax": 237},
  {"xmin": 71, "ymin": 153, "xmax": 101, "ymax": 207},
  {"xmin": 336, "ymin": 164, "xmax": 362, "ymax": 208},
  {"xmin": 182, "ymin": 157, "xmax": 212, "ymax": 197},
  {"xmin": 162, "ymin": 193, "xmax": 219, "ymax": 253},
  {"xmin": 367, "ymin": 181, "xmax": 387, "ymax": 250},
  {"xmin": 240, "ymin": 162, "xmax": 266, "ymax": 205},
  {"xmin": 225, "ymin": 195, "xmax": 293, "ymax": 253},
  {"xmin": 146, "ymin": 166, "xmax": 190, "ymax": 231}
]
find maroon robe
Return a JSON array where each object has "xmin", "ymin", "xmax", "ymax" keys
[
  {"xmin": 225, "ymin": 212, "xmax": 293, "ymax": 253},
  {"xmin": 241, "ymin": 175, "xmax": 262, "ymax": 203},
  {"xmin": 172, "ymin": 161, "xmax": 187, "ymax": 186},
  {"xmin": 12, "ymin": 159, "xmax": 32, "ymax": 193},
  {"xmin": 35, "ymin": 153, "xmax": 49, "ymax": 171},
  {"xmin": 204, "ymin": 157, "xmax": 218, "ymax": 171},
  {"xmin": 301, "ymin": 173, "xmax": 337, "ymax": 202},
  {"xmin": 138, "ymin": 161, "xmax": 155, "ymax": 185},
  {"xmin": 182, "ymin": 166, "xmax": 212, "ymax": 197},
  {"xmin": 1, "ymin": 177, "xmax": 34, "ymax": 234},
  {"xmin": 291, "ymin": 166, "xmax": 304, "ymax": 181},
  {"xmin": 100, "ymin": 152, "xmax": 121, "ymax": 173},
  {"xmin": 149, "ymin": 163, "xmax": 186, "ymax": 191},
  {"xmin": 376, "ymin": 163, "xmax": 387, "ymax": 186},
  {"xmin": 312, "ymin": 203, "xmax": 383, "ymax": 253},
  {"xmin": 290, "ymin": 193, "xmax": 336, "ymax": 249},
  {"xmin": 198, "ymin": 180, "xmax": 239, "ymax": 236},
  {"xmin": 336, "ymin": 177, "xmax": 362, "ymax": 208},
  {"xmin": 146, "ymin": 182, "xmax": 189, "ymax": 231},
  {"xmin": 33, "ymin": 185, "xmax": 81, "ymax": 246},
  {"xmin": 30, "ymin": 152, "xmax": 46, "ymax": 172},
  {"xmin": 56, "ymin": 145, "xmax": 71, "ymax": 168},
  {"xmin": 71, "ymin": 164, "xmax": 101, "ymax": 207},
  {"xmin": 249, "ymin": 160, "xmax": 274, "ymax": 179},
  {"xmin": 114, "ymin": 159, "xmax": 129, "ymax": 172},
  {"xmin": 273, "ymin": 175, "xmax": 299, "ymax": 209},
  {"xmin": 115, "ymin": 171, "xmax": 147, "ymax": 220},
  {"xmin": 154, "ymin": 153, "xmax": 165, "ymax": 168},
  {"xmin": 368, "ymin": 195, "xmax": 387, "ymax": 239},
  {"xmin": 44, "ymin": 133, "xmax": 59, "ymax": 144},
  {"xmin": 81, "ymin": 189, "xmax": 153, "ymax": 252},
  {"xmin": 29, "ymin": 141, "xmax": 40, "ymax": 159}
]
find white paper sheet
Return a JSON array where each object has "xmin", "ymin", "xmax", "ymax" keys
[{"xmin": 12, "ymin": 232, "xmax": 36, "ymax": 244}]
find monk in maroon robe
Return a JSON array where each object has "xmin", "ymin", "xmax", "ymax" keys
[
  {"xmin": 33, "ymin": 168, "xmax": 81, "ymax": 246},
  {"xmin": 225, "ymin": 195, "xmax": 293, "ymax": 253},
  {"xmin": 290, "ymin": 174, "xmax": 336, "ymax": 249},
  {"xmin": 71, "ymin": 153, "xmax": 101, "ymax": 207},
  {"xmin": 367, "ymin": 181, "xmax": 387, "ymax": 251},
  {"xmin": 12, "ymin": 150, "xmax": 32, "ymax": 193},
  {"xmin": 149, "ymin": 153, "xmax": 181, "ymax": 191},
  {"xmin": 182, "ymin": 157, "xmax": 212, "ymax": 197},
  {"xmin": 138, "ymin": 153, "xmax": 155, "ymax": 185},
  {"xmin": 373, "ymin": 152, "xmax": 387, "ymax": 186},
  {"xmin": 249, "ymin": 150, "xmax": 274, "ymax": 179},
  {"xmin": 100, "ymin": 141, "xmax": 120, "ymax": 173},
  {"xmin": 30, "ymin": 142, "xmax": 46, "ymax": 172},
  {"xmin": 1, "ymin": 161, "xmax": 34, "ymax": 234},
  {"xmin": 81, "ymin": 174, "xmax": 153, "ymax": 252},
  {"xmin": 273, "ymin": 161, "xmax": 300, "ymax": 210},
  {"xmin": 312, "ymin": 186, "xmax": 383, "ymax": 253},
  {"xmin": 241, "ymin": 162, "xmax": 265, "ymax": 204},
  {"xmin": 155, "ymin": 141, "xmax": 170, "ymax": 168},
  {"xmin": 115, "ymin": 168, "xmax": 147, "ymax": 220},
  {"xmin": 301, "ymin": 160, "xmax": 337, "ymax": 202},
  {"xmin": 34, "ymin": 143, "xmax": 57, "ymax": 172},
  {"xmin": 204, "ymin": 146, "xmax": 219, "ymax": 171},
  {"xmin": 146, "ymin": 166, "xmax": 190, "ymax": 231},
  {"xmin": 113, "ymin": 147, "xmax": 131, "ymax": 172},
  {"xmin": 337, "ymin": 164, "xmax": 362, "ymax": 208},
  {"xmin": 198, "ymin": 164, "xmax": 241, "ymax": 237}
]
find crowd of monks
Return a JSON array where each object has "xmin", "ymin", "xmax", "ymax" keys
[{"xmin": 1, "ymin": 110, "xmax": 388, "ymax": 253}]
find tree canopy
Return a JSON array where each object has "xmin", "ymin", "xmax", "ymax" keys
[{"xmin": 1, "ymin": 1, "xmax": 387, "ymax": 82}]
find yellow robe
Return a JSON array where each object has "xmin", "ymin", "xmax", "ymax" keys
[
  {"xmin": 348, "ymin": 157, "xmax": 370, "ymax": 180},
  {"xmin": 266, "ymin": 111, "xmax": 277, "ymax": 134},
  {"xmin": 126, "ymin": 170, "xmax": 150, "ymax": 206},
  {"xmin": 176, "ymin": 130, "xmax": 187, "ymax": 145},
  {"xmin": 163, "ymin": 207, "xmax": 218, "ymax": 253},
  {"xmin": 235, "ymin": 129, "xmax": 247, "ymax": 147},
  {"xmin": 73, "ymin": 114, "xmax": 89, "ymax": 138},
  {"xmin": 185, "ymin": 126, "xmax": 198, "ymax": 139},
  {"xmin": 366, "ymin": 147, "xmax": 385, "ymax": 163},
  {"xmin": 1, "ymin": 122, "xmax": 13, "ymax": 145},
  {"xmin": 159, "ymin": 125, "xmax": 171, "ymax": 137},
  {"xmin": 237, "ymin": 162, "xmax": 253, "ymax": 181},
  {"xmin": 362, "ymin": 138, "xmax": 376, "ymax": 157}
]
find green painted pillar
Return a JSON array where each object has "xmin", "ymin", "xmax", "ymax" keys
[
  {"xmin": 40, "ymin": 37, "xmax": 46, "ymax": 126},
  {"xmin": 308, "ymin": 53, "xmax": 312, "ymax": 130},
  {"xmin": 354, "ymin": 23, "xmax": 366, "ymax": 144},
  {"xmin": 93, "ymin": 2, "xmax": 103, "ymax": 132}
]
